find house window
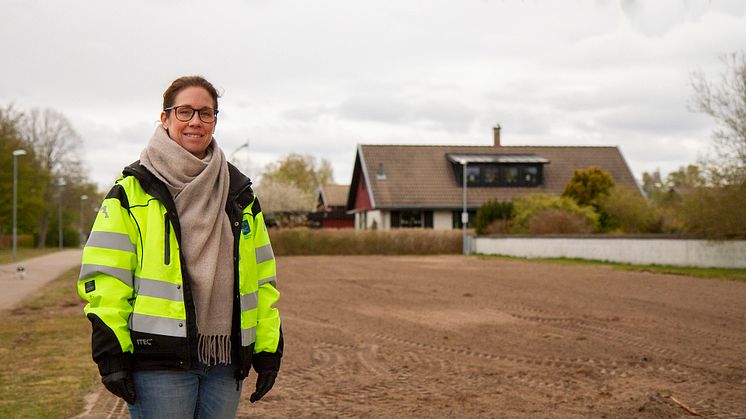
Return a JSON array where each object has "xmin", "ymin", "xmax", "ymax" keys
[
  {"xmin": 503, "ymin": 166, "xmax": 519, "ymax": 185},
  {"xmin": 483, "ymin": 166, "xmax": 500, "ymax": 185},
  {"xmin": 466, "ymin": 166, "xmax": 480, "ymax": 184},
  {"xmin": 400, "ymin": 211, "xmax": 422, "ymax": 228},
  {"xmin": 522, "ymin": 166, "xmax": 538, "ymax": 183},
  {"xmin": 391, "ymin": 210, "xmax": 433, "ymax": 228},
  {"xmin": 454, "ymin": 163, "xmax": 543, "ymax": 187}
]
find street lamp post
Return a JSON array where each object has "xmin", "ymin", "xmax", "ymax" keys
[
  {"xmin": 80, "ymin": 195, "xmax": 88, "ymax": 247},
  {"xmin": 228, "ymin": 139, "xmax": 250, "ymax": 162},
  {"xmin": 58, "ymin": 179, "xmax": 66, "ymax": 249},
  {"xmin": 12, "ymin": 149, "xmax": 27, "ymax": 261}
]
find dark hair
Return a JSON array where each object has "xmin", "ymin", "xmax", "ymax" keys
[{"xmin": 162, "ymin": 75, "xmax": 220, "ymax": 112}]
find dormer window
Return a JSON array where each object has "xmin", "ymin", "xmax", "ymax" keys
[{"xmin": 447, "ymin": 153, "xmax": 549, "ymax": 187}]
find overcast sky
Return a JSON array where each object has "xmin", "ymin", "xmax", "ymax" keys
[{"xmin": 2, "ymin": 0, "xmax": 745, "ymax": 190}]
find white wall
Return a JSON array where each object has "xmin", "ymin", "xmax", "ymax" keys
[
  {"xmin": 367, "ymin": 210, "xmax": 383, "ymax": 229},
  {"xmin": 433, "ymin": 211, "xmax": 452, "ymax": 230},
  {"xmin": 380, "ymin": 211, "xmax": 390, "ymax": 229},
  {"xmin": 475, "ymin": 237, "xmax": 746, "ymax": 268}
]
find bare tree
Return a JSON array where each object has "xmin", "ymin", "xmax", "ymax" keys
[
  {"xmin": 254, "ymin": 178, "xmax": 316, "ymax": 227},
  {"xmin": 262, "ymin": 153, "xmax": 334, "ymax": 196},
  {"xmin": 23, "ymin": 108, "xmax": 84, "ymax": 176},
  {"xmin": 690, "ymin": 51, "xmax": 746, "ymax": 184},
  {"xmin": 20, "ymin": 108, "xmax": 86, "ymax": 247}
]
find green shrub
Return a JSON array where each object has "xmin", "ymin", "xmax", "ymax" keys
[
  {"xmin": 475, "ymin": 200, "xmax": 513, "ymax": 234},
  {"xmin": 269, "ymin": 228, "xmax": 462, "ymax": 255},
  {"xmin": 679, "ymin": 184, "xmax": 746, "ymax": 239},
  {"xmin": 512, "ymin": 193, "xmax": 598, "ymax": 233},
  {"xmin": 527, "ymin": 208, "xmax": 595, "ymax": 234},
  {"xmin": 599, "ymin": 186, "xmax": 660, "ymax": 233},
  {"xmin": 562, "ymin": 166, "xmax": 615, "ymax": 207}
]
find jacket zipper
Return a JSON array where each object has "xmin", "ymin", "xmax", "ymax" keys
[
  {"xmin": 233, "ymin": 202, "xmax": 245, "ymax": 376},
  {"xmin": 164, "ymin": 213, "xmax": 171, "ymax": 265}
]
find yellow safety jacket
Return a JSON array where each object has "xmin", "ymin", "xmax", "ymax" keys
[{"xmin": 78, "ymin": 161, "xmax": 282, "ymax": 379}]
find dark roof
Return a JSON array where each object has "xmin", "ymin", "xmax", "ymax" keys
[
  {"xmin": 318, "ymin": 184, "xmax": 350, "ymax": 207},
  {"xmin": 349, "ymin": 144, "xmax": 639, "ymax": 209}
]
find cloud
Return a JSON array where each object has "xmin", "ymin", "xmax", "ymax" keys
[{"xmin": 2, "ymin": 0, "xmax": 745, "ymax": 187}]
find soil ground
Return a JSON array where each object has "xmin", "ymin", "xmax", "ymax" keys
[{"xmin": 79, "ymin": 255, "xmax": 746, "ymax": 418}]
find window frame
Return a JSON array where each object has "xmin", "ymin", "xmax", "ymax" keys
[
  {"xmin": 391, "ymin": 210, "xmax": 434, "ymax": 228},
  {"xmin": 453, "ymin": 162, "xmax": 544, "ymax": 187}
]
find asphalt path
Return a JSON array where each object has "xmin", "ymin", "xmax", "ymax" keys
[{"xmin": 0, "ymin": 249, "xmax": 83, "ymax": 310}]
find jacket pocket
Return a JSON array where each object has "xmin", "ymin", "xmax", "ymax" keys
[{"xmin": 164, "ymin": 214, "xmax": 171, "ymax": 265}]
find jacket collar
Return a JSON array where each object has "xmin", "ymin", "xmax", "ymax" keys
[
  {"xmin": 123, "ymin": 160, "xmax": 255, "ymax": 211},
  {"xmin": 226, "ymin": 162, "xmax": 254, "ymax": 208}
]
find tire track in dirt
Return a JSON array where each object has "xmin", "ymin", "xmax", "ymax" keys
[
  {"xmin": 503, "ymin": 305, "xmax": 743, "ymax": 374},
  {"xmin": 363, "ymin": 315, "xmax": 743, "ymax": 416},
  {"xmin": 364, "ymin": 331, "xmax": 614, "ymax": 406},
  {"xmin": 498, "ymin": 306, "xmax": 746, "ymax": 417},
  {"xmin": 503, "ymin": 301, "xmax": 746, "ymax": 346}
]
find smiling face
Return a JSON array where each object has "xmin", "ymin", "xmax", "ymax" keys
[{"xmin": 160, "ymin": 86, "xmax": 216, "ymax": 159}]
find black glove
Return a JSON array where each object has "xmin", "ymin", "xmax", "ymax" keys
[
  {"xmin": 102, "ymin": 370, "xmax": 136, "ymax": 405},
  {"xmin": 249, "ymin": 370, "xmax": 277, "ymax": 403}
]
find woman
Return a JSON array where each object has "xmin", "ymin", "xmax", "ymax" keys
[{"xmin": 78, "ymin": 76, "xmax": 283, "ymax": 418}]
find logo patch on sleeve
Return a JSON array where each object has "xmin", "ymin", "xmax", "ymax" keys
[
  {"xmin": 241, "ymin": 219, "xmax": 251, "ymax": 237},
  {"xmin": 85, "ymin": 280, "xmax": 96, "ymax": 293}
]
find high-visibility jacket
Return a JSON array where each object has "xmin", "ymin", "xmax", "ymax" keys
[{"xmin": 77, "ymin": 161, "xmax": 282, "ymax": 379}]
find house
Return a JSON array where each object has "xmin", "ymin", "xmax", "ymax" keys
[
  {"xmin": 346, "ymin": 126, "xmax": 640, "ymax": 230},
  {"xmin": 307, "ymin": 184, "xmax": 355, "ymax": 228}
]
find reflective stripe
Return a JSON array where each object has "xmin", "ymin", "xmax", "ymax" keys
[
  {"xmin": 130, "ymin": 313, "xmax": 186, "ymax": 337},
  {"xmin": 86, "ymin": 231, "xmax": 135, "ymax": 253},
  {"xmin": 240, "ymin": 291, "xmax": 258, "ymax": 311},
  {"xmin": 255, "ymin": 243, "xmax": 274, "ymax": 264},
  {"xmin": 241, "ymin": 326, "xmax": 256, "ymax": 346},
  {"xmin": 135, "ymin": 276, "xmax": 183, "ymax": 302},
  {"xmin": 79, "ymin": 264, "xmax": 133, "ymax": 288},
  {"xmin": 258, "ymin": 276, "xmax": 277, "ymax": 287}
]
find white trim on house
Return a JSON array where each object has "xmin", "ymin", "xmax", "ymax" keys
[{"xmin": 356, "ymin": 145, "xmax": 377, "ymax": 209}]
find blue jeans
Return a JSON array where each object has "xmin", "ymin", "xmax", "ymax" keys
[{"xmin": 127, "ymin": 365, "xmax": 243, "ymax": 419}]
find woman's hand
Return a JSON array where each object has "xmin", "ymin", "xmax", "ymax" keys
[
  {"xmin": 102, "ymin": 370, "xmax": 136, "ymax": 404},
  {"xmin": 249, "ymin": 370, "xmax": 277, "ymax": 403}
]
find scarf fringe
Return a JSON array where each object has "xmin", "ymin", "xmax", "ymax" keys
[{"xmin": 198, "ymin": 334, "xmax": 232, "ymax": 366}]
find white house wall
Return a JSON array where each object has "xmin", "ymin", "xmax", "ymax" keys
[
  {"xmin": 354, "ymin": 212, "xmax": 365, "ymax": 230},
  {"xmin": 380, "ymin": 211, "xmax": 390, "ymax": 229},
  {"xmin": 367, "ymin": 210, "xmax": 383, "ymax": 229},
  {"xmin": 433, "ymin": 211, "xmax": 452, "ymax": 230}
]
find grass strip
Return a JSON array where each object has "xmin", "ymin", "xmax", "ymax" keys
[
  {"xmin": 0, "ymin": 248, "xmax": 59, "ymax": 265},
  {"xmin": 0, "ymin": 267, "xmax": 98, "ymax": 418},
  {"xmin": 476, "ymin": 254, "xmax": 746, "ymax": 282}
]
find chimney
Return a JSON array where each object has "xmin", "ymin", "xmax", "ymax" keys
[{"xmin": 493, "ymin": 124, "xmax": 501, "ymax": 146}]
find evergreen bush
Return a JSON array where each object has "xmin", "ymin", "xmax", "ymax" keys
[{"xmin": 475, "ymin": 200, "xmax": 513, "ymax": 234}]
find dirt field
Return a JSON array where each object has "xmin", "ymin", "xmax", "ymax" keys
[{"xmin": 82, "ymin": 255, "xmax": 746, "ymax": 418}]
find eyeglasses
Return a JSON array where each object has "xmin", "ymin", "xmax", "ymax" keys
[{"xmin": 164, "ymin": 106, "xmax": 219, "ymax": 123}]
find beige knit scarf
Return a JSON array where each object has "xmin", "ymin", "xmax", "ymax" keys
[{"xmin": 140, "ymin": 126, "xmax": 234, "ymax": 366}]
